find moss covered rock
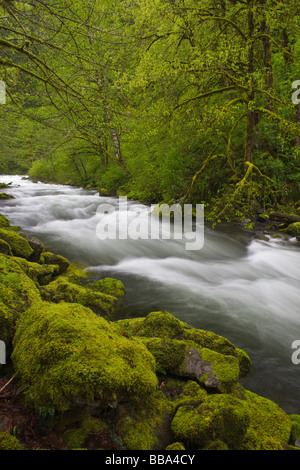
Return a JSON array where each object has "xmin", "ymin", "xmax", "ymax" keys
[
  {"xmin": 0, "ymin": 214, "xmax": 11, "ymax": 228},
  {"xmin": 40, "ymin": 278, "xmax": 118, "ymax": 319},
  {"xmin": 0, "ymin": 229, "xmax": 34, "ymax": 259},
  {"xmin": 86, "ymin": 277, "xmax": 125, "ymax": 299},
  {"xmin": 0, "ymin": 432, "xmax": 25, "ymax": 450},
  {"xmin": 0, "ymin": 254, "xmax": 41, "ymax": 348},
  {"xmin": 116, "ymin": 390, "xmax": 174, "ymax": 450},
  {"xmin": 117, "ymin": 311, "xmax": 251, "ymax": 381},
  {"xmin": 171, "ymin": 387, "xmax": 291, "ymax": 450},
  {"xmin": 40, "ymin": 251, "xmax": 70, "ymax": 274},
  {"xmin": 139, "ymin": 337, "xmax": 240, "ymax": 393},
  {"xmin": 285, "ymin": 222, "xmax": 300, "ymax": 239},
  {"xmin": 0, "ymin": 239, "xmax": 12, "ymax": 255},
  {"xmin": 12, "ymin": 301, "xmax": 158, "ymax": 413},
  {"xmin": 12, "ymin": 256, "xmax": 60, "ymax": 286},
  {"xmin": 289, "ymin": 414, "xmax": 300, "ymax": 447},
  {"xmin": 0, "ymin": 193, "xmax": 14, "ymax": 200}
]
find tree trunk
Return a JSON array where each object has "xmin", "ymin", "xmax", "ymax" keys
[{"xmin": 245, "ymin": 1, "xmax": 255, "ymax": 163}]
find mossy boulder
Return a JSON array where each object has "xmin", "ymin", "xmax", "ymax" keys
[
  {"xmin": 86, "ymin": 278, "xmax": 125, "ymax": 299},
  {"xmin": 116, "ymin": 390, "xmax": 174, "ymax": 450},
  {"xmin": 117, "ymin": 311, "xmax": 251, "ymax": 380},
  {"xmin": 39, "ymin": 278, "xmax": 118, "ymax": 319},
  {"xmin": 289, "ymin": 414, "xmax": 300, "ymax": 447},
  {"xmin": 0, "ymin": 432, "xmax": 25, "ymax": 450},
  {"xmin": 60, "ymin": 262, "xmax": 88, "ymax": 285},
  {"xmin": 0, "ymin": 193, "xmax": 14, "ymax": 200},
  {"xmin": 285, "ymin": 222, "xmax": 300, "ymax": 239},
  {"xmin": 62, "ymin": 417, "xmax": 110, "ymax": 449},
  {"xmin": 0, "ymin": 254, "xmax": 41, "ymax": 347},
  {"xmin": 0, "ymin": 214, "xmax": 11, "ymax": 228},
  {"xmin": 165, "ymin": 442, "xmax": 186, "ymax": 450},
  {"xmin": 0, "ymin": 239, "xmax": 12, "ymax": 255},
  {"xmin": 239, "ymin": 389, "xmax": 292, "ymax": 450},
  {"xmin": 139, "ymin": 337, "xmax": 240, "ymax": 393},
  {"xmin": 11, "ymin": 301, "xmax": 158, "ymax": 413},
  {"xmin": 12, "ymin": 256, "xmax": 60, "ymax": 286},
  {"xmin": 171, "ymin": 387, "xmax": 292, "ymax": 450},
  {"xmin": 172, "ymin": 394, "xmax": 250, "ymax": 449},
  {"xmin": 0, "ymin": 229, "xmax": 34, "ymax": 259},
  {"xmin": 40, "ymin": 251, "xmax": 70, "ymax": 274}
]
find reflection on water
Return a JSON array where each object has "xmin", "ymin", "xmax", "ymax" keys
[{"xmin": 1, "ymin": 175, "xmax": 300, "ymax": 413}]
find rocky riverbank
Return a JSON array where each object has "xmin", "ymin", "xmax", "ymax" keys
[{"xmin": 0, "ymin": 211, "xmax": 300, "ymax": 451}]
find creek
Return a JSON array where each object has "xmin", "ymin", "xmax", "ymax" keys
[{"xmin": 1, "ymin": 175, "xmax": 300, "ymax": 414}]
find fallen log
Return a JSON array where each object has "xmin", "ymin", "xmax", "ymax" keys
[{"xmin": 269, "ymin": 212, "xmax": 300, "ymax": 224}]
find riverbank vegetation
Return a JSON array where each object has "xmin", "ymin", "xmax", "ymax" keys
[{"xmin": 0, "ymin": 0, "xmax": 300, "ymax": 224}]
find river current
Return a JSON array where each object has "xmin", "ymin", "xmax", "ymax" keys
[{"xmin": 1, "ymin": 175, "xmax": 300, "ymax": 414}]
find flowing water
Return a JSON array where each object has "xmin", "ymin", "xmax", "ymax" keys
[{"xmin": 1, "ymin": 175, "xmax": 300, "ymax": 414}]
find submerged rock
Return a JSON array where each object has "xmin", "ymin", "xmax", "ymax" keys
[{"xmin": 0, "ymin": 193, "xmax": 14, "ymax": 200}]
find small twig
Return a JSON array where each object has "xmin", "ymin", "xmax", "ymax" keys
[{"xmin": 0, "ymin": 373, "xmax": 18, "ymax": 394}]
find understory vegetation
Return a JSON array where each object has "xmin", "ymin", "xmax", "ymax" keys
[{"xmin": 0, "ymin": 0, "xmax": 300, "ymax": 222}]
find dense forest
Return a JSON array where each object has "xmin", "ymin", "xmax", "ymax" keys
[{"xmin": 1, "ymin": 0, "xmax": 300, "ymax": 221}]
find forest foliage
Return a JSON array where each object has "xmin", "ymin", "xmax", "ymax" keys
[{"xmin": 0, "ymin": 0, "xmax": 300, "ymax": 221}]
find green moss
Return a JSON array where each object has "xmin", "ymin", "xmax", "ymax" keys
[
  {"xmin": 239, "ymin": 389, "xmax": 292, "ymax": 450},
  {"xmin": 62, "ymin": 428, "xmax": 86, "ymax": 449},
  {"xmin": 0, "ymin": 239, "xmax": 12, "ymax": 255},
  {"xmin": 0, "ymin": 254, "xmax": 41, "ymax": 348},
  {"xmin": 0, "ymin": 214, "xmax": 11, "ymax": 228},
  {"xmin": 285, "ymin": 222, "xmax": 300, "ymax": 238},
  {"xmin": 0, "ymin": 301, "xmax": 14, "ymax": 345},
  {"xmin": 116, "ymin": 390, "xmax": 174, "ymax": 450},
  {"xmin": 40, "ymin": 251, "xmax": 70, "ymax": 274},
  {"xmin": 204, "ymin": 440, "xmax": 229, "ymax": 450},
  {"xmin": 0, "ymin": 229, "xmax": 33, "ymax": 259},
  {"xmin": 40, "ymin": 278, "xmax": 118, "ymax": 319},
  {"xmin": 116, "ymin": 311, "xmax": 251, "ymax": 378},
  {"xmin": 289, "ymin": 414, "xmax": 300, "ymax": 445},
  {"xmin": 121, "ymin": 311, "xmax": 185, "ymax": 339},
  {"xmin": 86, "ymin": 278, "xmax": 125, "ymax": 298},
  {"xmin": 57, "ymin": 262, "xmax": 88, "ymax": 285},
  {"xmin": 139, "ymin": 337, "xmax": 187, "ymax": 375},
  {"xmin": 174, "ymin": 381, "xmax": 207, "ymax": 409},
  {"xmin": 244, "ymin": 222, "xmax": 255, "ymax": 230},
  {"xmin": 196, "ymin": 347, "xmax": 240, "ymax": 393},
  {"xmin": 171, "ymin": 394, "xmax": 250, "ymax": 449},
  {"xmin": 0, "ymin": 432, "xmax": 25, "ymax": 450},
  {"xmin": 171, "ymin": 387, "xmax": 291, "ymax": 450},
  {"xmin": 12, "ymin": 256, "xmax": 60, "ymax": 286},
  {"xmin": 12, "ymin": 301, "xmax": 158, "ymax": 413},
  {"xmin": 0, "ymin": 193, "xmax": 14, "ymax": 200},
  {"xmin": 81, "ymin": 417, "xmax": 109, "ymax": 435},
  {"xmin": 165, "ymin": 442, "xmax": 186, "ymax": 450}
]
